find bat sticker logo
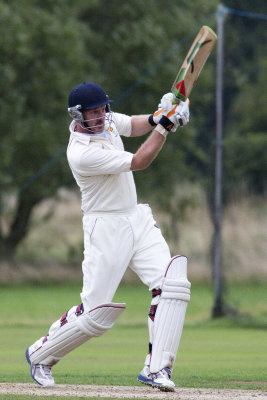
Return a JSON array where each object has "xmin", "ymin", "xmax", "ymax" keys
[
  {"xmin": 201, "ymin": 39, "xmax": 213, "ymax": 46},
  {"xmin": 187, "ymin": 39, "xmax": 213, "ymax": 74}
]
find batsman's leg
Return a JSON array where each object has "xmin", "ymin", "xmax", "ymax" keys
[
  {"xmin": 26, "ymin": 302, "xmax": 125, "ymax": 386},
  {"xmin": 138, "ymin": 255, "xmax": 191, "ymax": 392}
]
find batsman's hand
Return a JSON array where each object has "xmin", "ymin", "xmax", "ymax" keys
[
  {"xmin": 159, "ymin": 92, "xmax": 175, "ymax": 113},
  {"xmin": 150, "ymin": 108, "xmax": 164, "ymax": 125},
  {"xmin": 149, "ymin": 92, "xmax": 175, "ymax": 125},
  {"xmin": 159, "ymin": 98, "xmax": 190, "ymax": 132}
]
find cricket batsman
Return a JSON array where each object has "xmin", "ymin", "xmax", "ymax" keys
[{"xmin": 25, "ymin": 82, "xmax": 191, "ymax": 392}]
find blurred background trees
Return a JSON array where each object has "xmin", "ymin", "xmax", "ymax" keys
[{"xmin": 0, "ymin": 0, "xmax": 266, "ymax": 270}]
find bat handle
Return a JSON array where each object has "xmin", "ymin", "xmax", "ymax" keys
[
  {"xmin": 172, "ymin": 96, "xmax": 181, "ymax": 105},
  {"xmin": 172, "ymin": 96, "xmax": 190, "ymax": 106}
]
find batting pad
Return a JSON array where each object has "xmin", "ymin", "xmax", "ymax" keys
[
  {"xmin": 150, "ymin": 255, "xmax": 190, "ymax": 373},
  {"xmin": 29, "ymin": 302, "xmax": 125, "ymax": 366}
]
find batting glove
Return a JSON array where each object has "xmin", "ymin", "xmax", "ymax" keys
[
  {"xmin": 159, "ymin": 98, "xmax": 190, "ymax": 132},
  {"xmin": 148, "ymin": 92, "xmax": 175, "ymax": 127}
]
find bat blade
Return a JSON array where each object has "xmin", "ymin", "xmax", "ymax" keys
[{"xmin": 172, "ymin": 25, "xmax": 217, "ymax": 103}]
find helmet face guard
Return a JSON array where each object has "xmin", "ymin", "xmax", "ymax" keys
[
  {"xmin": 68, "ymin": 82, "xmax": 113, "ymax": 132},
  {"xmin": 68, "ymin": 104, "xmax": 112, "ymax": 132}
]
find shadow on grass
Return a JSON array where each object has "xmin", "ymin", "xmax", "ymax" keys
[
  {"xmin": 187, "ymin": 303, "xmax": 267, "ymax": 330},
  {"xmin": 224, "ymin": 304, "xmax": 267, "ymax": 330}
]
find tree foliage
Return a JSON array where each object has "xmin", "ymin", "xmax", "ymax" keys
[
  {"xmin": 0, "ymin": 0, "xmax": 94, "ymax": 253},
  {"xmin": 0, "ymin": 0, "xmax": 266, "ymax": 255},
  {"xmin": 221, "ymin": 0, "xmax": 267, "ymax": 199}
]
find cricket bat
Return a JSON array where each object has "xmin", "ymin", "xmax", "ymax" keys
[{"xmin": 172, "ymin": 25, "xmax": 217, "ymax": 103}]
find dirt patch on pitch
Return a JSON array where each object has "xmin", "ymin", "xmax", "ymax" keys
[{"xmin": 0, "ymin": 383, "xmax": 266, "ymax": 399}]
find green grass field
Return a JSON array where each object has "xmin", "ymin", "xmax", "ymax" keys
[{"xmin": 0, "ymin": 282, "xmax": 266, "ymax": 398}]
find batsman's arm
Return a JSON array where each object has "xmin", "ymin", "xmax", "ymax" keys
[
  {"xmin": 130, "ymin": 115, "xmax": 153, "ymax": 137},
  {"xmin": 130, "ymin": 99, "xmax": 189, "ymax": 170},
  {"xmin": 130, "ymin": 128, "xmax": 166, "ymax": 171},
  {"xmin": 129, "ymin": 114, "xmax": 166, "ymax": 170}
]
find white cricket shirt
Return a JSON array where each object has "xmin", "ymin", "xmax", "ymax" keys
[{"xmin": 67, "ymin": 112, "xmax": 137, "ymax": 214}]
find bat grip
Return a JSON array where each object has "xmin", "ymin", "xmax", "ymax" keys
[
  {"xmin": 172, "ymin": 97, "xmax": 180, "ymax": 105},
  {"xmin": 172, "ymin": 97, "xmax": 190, "ymax": 106}
]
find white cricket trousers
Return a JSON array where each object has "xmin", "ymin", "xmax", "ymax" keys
[{"xmin": 81, "ymin": 204, "xmax": 171, "ymax": 311}]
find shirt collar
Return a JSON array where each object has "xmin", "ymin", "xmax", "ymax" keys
[{"xmin": 69, "ymin": 121, "xmax": 109, "ymax": 144}]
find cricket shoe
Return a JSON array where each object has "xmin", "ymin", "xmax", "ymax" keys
[
  {"xmin": 137, "ymin": 365, "xmax": 175, "ymax": 392},
  {"xmin": 25, "ymin": 347, "xmax": 55, "ymax": 387}
]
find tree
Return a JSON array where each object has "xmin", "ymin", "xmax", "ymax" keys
[
  {"xmin": 0, "ymin": 0, "xmax": 98, "ymax": 256},
  {"xmin": 222, "ymin": 3, "xmax": 267, "ymax": 197}
]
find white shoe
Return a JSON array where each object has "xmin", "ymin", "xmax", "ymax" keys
[
  {"xmin": 25, "ymin": 348, "xmax": 55, "ymax": 387},
  {"xmin": 152, "ymin": 368, "xmax": 175, "ymax": 392},
  {"xmin": 137, "ymin": 366, "xmax": 175, "ymax": 392},
  {"xmin": 137, "ymin": 365, "xmax": 153, "ymax": 386}
]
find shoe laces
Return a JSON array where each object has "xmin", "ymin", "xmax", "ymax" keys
[{"xmin": 153, "ymin": 367, "xmax": 172, "ymax": 380}]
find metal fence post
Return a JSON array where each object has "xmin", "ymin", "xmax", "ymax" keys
[{"xmin": 212, "ymin": 4, "xmax": 227, "ymax": 317}]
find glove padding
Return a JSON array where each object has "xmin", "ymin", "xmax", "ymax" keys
[
  {"xmin": 160, "ymin": 92, "xmax": 176, "ymax": 113},
  {"xmin": 150, "ymin": 92, "xmax": 175, "ymax": 125},
  {"xmin": 159, "ymin": 97, "xmax": 190, "ymax": 132}
]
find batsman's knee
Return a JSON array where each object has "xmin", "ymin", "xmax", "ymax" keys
[
  {"xmin": 76, "ymin": 302, "xmax": 126, "ymax": 336},
  {"xmin": 161, "ymin": 255, "xmax": 191, "ymax": 302},
  {"xmin": 28, "ymin": 302, "xmax": 126, "ymax": 366},
  {"xmin": 148, "ymin": 255, "xmax": 191, "ymax": 318}
]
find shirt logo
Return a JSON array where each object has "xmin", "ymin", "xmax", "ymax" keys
[{"xmin": 109, "ymin": 125, "xmax": 118, "ymax": 137}]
